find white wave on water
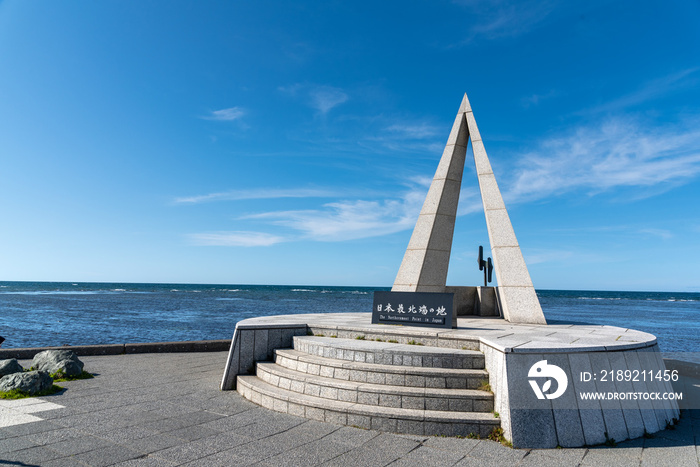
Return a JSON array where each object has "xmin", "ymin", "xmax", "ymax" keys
[
  {"xmin": 0, "ymin": 291, "xmax": 101, "ymax": 295},
  {"xmin": 292, "ymin": 289, "xmax": 316, "ymax": 292},
  {"xmin": 577, "ymin": 297, "xmax": 621, "ymax": 300}
]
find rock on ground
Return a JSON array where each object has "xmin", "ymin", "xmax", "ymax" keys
[
  {"xmin": 0, "ymin": 370, "xmax": 53, "ymax": 395},
  {"xmin": 0, "ymin": 358, "xmax": 24, "ymax": 377},
  {"xmin": 32, "ymin": 350, "xmax": 84, "ymax": 377}
]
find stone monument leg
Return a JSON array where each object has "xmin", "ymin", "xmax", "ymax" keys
[
  {"xmin": 392, "ymin": 95, "xmax": 469, "ymax": 293},
  {"xmin": 464, "ymin": 94, "xmax": 546, "ymax": 325}
]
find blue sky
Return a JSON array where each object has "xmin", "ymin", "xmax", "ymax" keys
[{"xmin": 1, "ymin": 1, "xmax": 699, "ymax": 291}]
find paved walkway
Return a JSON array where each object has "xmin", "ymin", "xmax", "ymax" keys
[{"xmin": 0, "ymin": 352, "xmax": 697, "ymax": 466}]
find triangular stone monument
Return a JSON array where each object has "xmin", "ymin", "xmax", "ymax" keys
[{"xmin": 392, "ymin": 93, "xmax": 547, "ymax": 325}]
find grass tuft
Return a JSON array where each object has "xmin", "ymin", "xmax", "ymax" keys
[
  {"xmin": 487, "ymin": 427, "xmax": 512, "ymax": 447},
  {"xmin": 477, "ymin": 379, "xmax": 492, "ymax": 392},
  {"xmin": 407, "ymin": 339, "xmax": 423, "ymax": 346},
  {"xmin": 51, "ymin": 370, "xmax": 94, "ymax": 382},
  {"xmin": 604, "ymin": 431, "xmax": 617, "ymax": 447},
  {"xmin": 355, "ymin": 335, "xmax": 366, "ymax": 340},
  {"xmin": 0, "ymin": 384, "xmax": 64, "ymax": 400}
]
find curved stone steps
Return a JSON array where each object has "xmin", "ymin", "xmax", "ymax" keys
[
  {"xmin": 256, "ymin": 361, "xmax": 494, "ymax": 412},
  {"xmin": 275, "ymin": 348, "xmax": 489, "ymax": 390},
  {"xmin": 237, "ymin": 375, "xmax": 500, "ymax": 438},
  {"xmin": 294, "ymin": 336, "xmax": 485, "ymax": 369}
]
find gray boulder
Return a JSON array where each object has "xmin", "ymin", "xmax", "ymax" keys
[
  {"xmin": 32, "ymin": 350, "xmax": 84, "ymax": 377},
  {"xmin": 0, "ymin": 358, "xmax": 24, "ymax": 377},
  {"xmin": 0, "ymin": 371, "xmax": 53, "ymax": 395}
]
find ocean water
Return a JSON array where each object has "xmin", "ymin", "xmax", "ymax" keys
[{"xmin": 0, "ymin": 282, "xmax": 697, "ymax": 354}]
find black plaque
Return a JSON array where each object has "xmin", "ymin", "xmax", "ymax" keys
[{"xmin": 372, "ymin": 291, "xmax": 455, "ymax": 329}]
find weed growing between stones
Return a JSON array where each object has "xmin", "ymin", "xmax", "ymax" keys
[
  {"xmin": 478, "ymin": 379, "xmax": 491, "ymax": 392},
  {"xmin": 388, "ymin": 339, "xmax": 398, "ymax": 343},
  {"xmin": 492, "ymin": 411, "xmax": 499, "ymax": 418},
  {"xmin": 51, "ymin": 370, "xmax": 94, "ymax": 382},
  {"xmin": 604, "ymin": 431, "xmax": 617, "ymax": 447},
  {"xmin": 314, "ymin": 333, "xmax": 325, "ymax": 337},
  {"xmin": 487, "ymin": 427, "xmax": 512, "ymax": 447},
  {"xmin": 0, "ymin": 384, "xmax": 63, "ymax": 400},
  {"xmin": 355, "ymin": 336, "xmax": 366, "ymax": 340},
  {"xmin": 407, "ymin": 340, "xmax": 423, "ymax": 346}
]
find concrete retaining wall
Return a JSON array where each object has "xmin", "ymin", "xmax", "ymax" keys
[{"xmin": 0, "ymin": 339, "xmax": 230, "ymax": 360}]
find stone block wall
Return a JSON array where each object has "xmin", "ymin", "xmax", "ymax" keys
[
  {"xmin": 480, "ymin": 342, "xmax": 681, "ymax": 448},
  {"xmin": 220, "ymin": 324, "xmax": 307, "ymax": 390}
]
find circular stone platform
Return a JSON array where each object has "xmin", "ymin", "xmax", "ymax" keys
[{"xmin": 222, "ymin": 313, "xmax": 677, "ymax": 449}]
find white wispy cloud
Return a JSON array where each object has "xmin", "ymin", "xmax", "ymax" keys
[
  {"xmin": 355, "ymin": 118, "xmax": 445, "ymax": 155},
  {"xmin": 279, "ymin": 83, "xmax": 349, "ymax": 115},
  {"xmin": 453, "ymin": 0, "xmax": 557, "ymax": 44},
  {"xmin": 525, "ymin": 249, "xmax": 574, "ymax": 265},
  {"xmin": 521, "ymin": 89, "xmax": 560, "ymax": 108},
  {"xmin": 201, "ymin": 106, "xmax": 246, "ymax": 121},
  {"xmin": 505, "ymin": 117, "xmax": 700, "ymax": 203},
  {"xmin": 175, "ymin": 188, "xmax": 337, "ymax": 204},
  {"xmin": 240, "ymin": 182, "xmax": 429, "ymax": 242},
  {"xmin": 582, "ymin": 68, "xmax": 700, "ymax": 115},
  {"xmin": 188, "ymin": 231, "xmax": 285, "ymax": 247},
  {"xmin": 309, "ymin": 86, "xmax": 349, "ymax": 114},
  {"xmin": 384, "ymin": 123, "xmax": 440, "ymax": 140},
  {"xmin": 638, "ymin": 228, "xmax": 673, "ymax": 240}
]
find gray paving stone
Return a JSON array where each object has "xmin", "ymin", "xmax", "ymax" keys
[
  {"xmin": 452, "ymin": 452, "xmax": 521, "ymax": 467},
  {"xmin": 581, "ymin": 444, "xmax": 643, "ymax": 467},
  {"xmin": 112, "ymin": 456, "xmax": 179, "ymax": 466},
  {"xmin": 37, "ymin": 456, "xmax": 94, "ymax": 467},
  {"xmin": 641, "ymin": 441, "xmax": 699, "ymax": 467},
  {"xmin": 388, "ymin": 445, "xmax": 465, "ymax": 466},
  {"xmin": 0, "ymin": 445, "xmax": 67, "ymax": 464},
  {"xmin": 26, "ymin": 427, "xmax": 84, "ymax": 446},
  {"xmin": 254, "ymin": 439, "xmax": 354, "ymax": 467},
  {"xmin": 70, "ymin": 444, "xmax": 145, "ymax": 467},
  {"xmin": 155, "ymin": 432, "xmax": 252, "ymax": 464},
  {"xmin": 515, "ymin": 448, "xmax": 587, "ymax": 467},
  {"xmin": 320, "ymin": 426, "xmax": 380, "ymax": 447},
  {"xmin": 44, "ymin": 435, "xmax": 114, "ymax": 457},
  {"xmin": 0, "ymin": 420, "xmax": 65, "ymax": 437},
  {"xmin": 463, "ymin": 439, "xmax": 527, "ymax": 464},
  {"xmin": 125, "ymin": 433, "xmax": 188, "ymax": 454},
  {"xmin": 422, "ymin": 436, "xmax": 480, "ymax": 455},
  {"xmin": 0, "ymin": 434, "xmax": 40, "ymax": 453},
  {"xmin": 92, "ymin": 426, "xmax": 161, "ymax": 443},
  {"xmin": 318, "ymin": 433, "xmax": 421, "ymax": 467}
]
